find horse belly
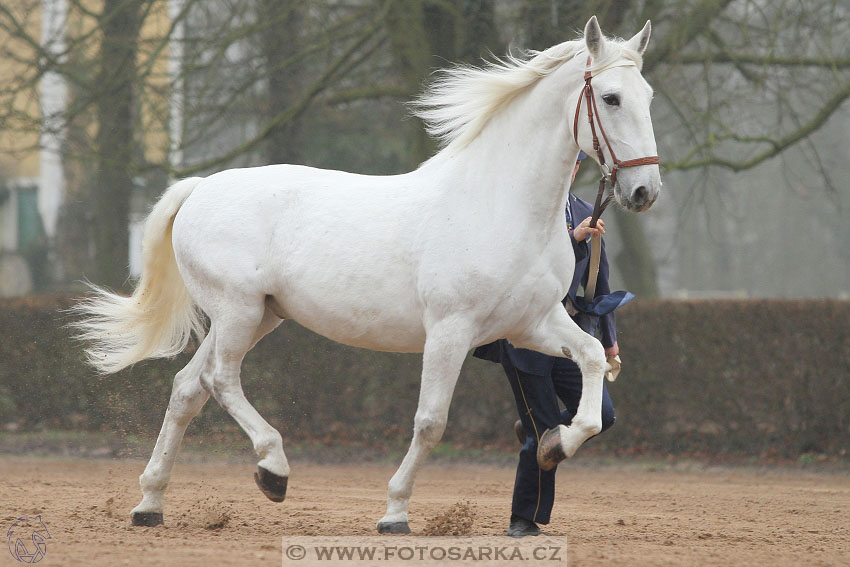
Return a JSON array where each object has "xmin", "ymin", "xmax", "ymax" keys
[
  {"xmin": 272, "ymin": 278, "xmax": 426, "ymax": 353},
  {"xmin": 267, "ymin": 200, "xmax": 428, "ymax": 352}
]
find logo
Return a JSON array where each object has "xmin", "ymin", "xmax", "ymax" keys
[{"xmin": 6, "ymin": 515, "xmax": 51, "ymax": 564}]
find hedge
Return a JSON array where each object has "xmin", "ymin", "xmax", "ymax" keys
[{"xmin": 1, "ymin": 296, "xmax": 848, "ymax": 458}]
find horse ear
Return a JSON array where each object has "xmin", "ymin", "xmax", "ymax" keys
[
  {"xmin": 625, "ymin": 20, "xmax": 651, "ymax": 55},
  {"xmin": 584, "ymin": 15, "xmax": 604, "ymax": 58}
]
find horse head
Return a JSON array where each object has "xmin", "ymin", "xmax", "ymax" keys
[{"xmin": 574, "ymin": 16, "xmax": 661, "ymax": 212}]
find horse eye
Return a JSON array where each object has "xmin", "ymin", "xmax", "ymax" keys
[{"xmin": 602, "ymin": 94, "xmax": 620, "ymax": 106}]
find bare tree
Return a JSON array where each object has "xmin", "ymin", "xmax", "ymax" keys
[
  {"xmin": 91, "ymin": 0, "xmax": 143, "ymax": 288},
  {"xmin": 0, "ymin": 0, "xmax": 392, "ymax": 286},
  {"xmin": 259, "ymin": 0, "xmax": 306, "ymax": 165},
  {"xmin": 1, "ymin": 0, "xmax": 847, "ymax": 296}
]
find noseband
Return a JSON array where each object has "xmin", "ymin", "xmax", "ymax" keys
[{"xmin": 573, "ymin": 56, "xmax": 659, "ymax": 225}]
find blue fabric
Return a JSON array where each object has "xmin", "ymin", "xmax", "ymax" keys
[
  {"xmin": 571, "ymin": 290, "xmax": 635, "ymax": 316},
  {"xmin": 504, "ymin": 358, "xmax": 615, "ymax": 525}
]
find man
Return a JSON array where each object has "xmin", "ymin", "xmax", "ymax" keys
[{"xmin": 472, "ymin": 151, "xmax": 633, "ymax": 537}]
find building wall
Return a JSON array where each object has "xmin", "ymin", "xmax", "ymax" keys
[{"xmin": 0, "ymin": 0, "xmax": 175, "ymax": 288}]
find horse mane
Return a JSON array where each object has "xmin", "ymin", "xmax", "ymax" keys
[{"xmin": 412, "ymin": 37, "xmax": 642, "ymax": 150}]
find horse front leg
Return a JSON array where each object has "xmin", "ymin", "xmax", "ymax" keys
[
  {"xmin": 376, "ymin": 319, "xmax": 472, "ymax": 534},
  {"xmin": 512, "ymin": 303, "xmax": 607, "ymax": 462}
]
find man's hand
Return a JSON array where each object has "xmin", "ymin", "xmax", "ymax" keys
[
  {"xmin": 605, "ymin": 341, "xmax": 619, "ymax": 358},
  {"xmin": 573, "ymin": 217, "xmax": 605, "ymax": 241}
]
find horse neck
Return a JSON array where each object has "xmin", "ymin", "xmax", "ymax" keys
[{"xmin": 429, "ymin": 65, "xmax": 585, "ymax": 233}]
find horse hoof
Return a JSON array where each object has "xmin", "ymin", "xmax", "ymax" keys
[
  {"xmin": 537, "ymin": 426, "xmax": 567, "ymax": 471},
  {"xmin": 130, "ymin": 511, "xmax": 163, "ymax": 527},
  {"xmin": 254, "ymin": 466, "xmax": 288, "ymax": 502},
  {"xmin": 377, "ymin": 521, "xmax": 411, "ymax": 534}
]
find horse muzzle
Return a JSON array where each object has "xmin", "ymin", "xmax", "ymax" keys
[{"xmin": 616, "ymin": 176, "xmax": 661, "ymax": 212}]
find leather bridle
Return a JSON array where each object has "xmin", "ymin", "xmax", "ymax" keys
[{"xmin": 573, "ymin": 56, "xmax": 659, "ymax": 226}]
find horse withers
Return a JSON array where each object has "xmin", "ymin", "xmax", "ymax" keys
[{"xmin": 73, "ymin": 16, "xmax": 661, "ymax": 533}]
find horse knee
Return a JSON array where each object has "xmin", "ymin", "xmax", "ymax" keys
[
  {"xmin": 575, "ymin": 339, "xmax": 606, "ymax": 375},
  {"xmin": 414, "ymin": 414, "xmax": 446, "ymax": 448}
]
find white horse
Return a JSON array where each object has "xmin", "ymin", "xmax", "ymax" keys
[{"xmin": 74, "ymin": 16, "xmax": 660, "ymax": 533}]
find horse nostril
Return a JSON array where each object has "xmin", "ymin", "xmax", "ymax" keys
[{"xmin": 633, "ymin": 186, "xmax": 648, "ymax": 206}]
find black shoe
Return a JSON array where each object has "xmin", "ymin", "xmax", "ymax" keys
[
  {"xmin": 507, "ymin": 514, "xmax": 541, "ymax": 538},
  {"xmin": 514, "ymin": 420, "xmax": 525, "ymax": 445}
]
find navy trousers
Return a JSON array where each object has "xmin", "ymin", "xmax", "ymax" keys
[{"xmin": 503, "ymin": 356, "xmax": 615, "ymax": 525}]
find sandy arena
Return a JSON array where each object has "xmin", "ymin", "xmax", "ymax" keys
[{"xmin": 1, "ymin": 457, "xmax": 848, "ymax": 566}]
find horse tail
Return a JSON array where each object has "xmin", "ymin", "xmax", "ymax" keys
[{"xmin": 72, "ymin": 177, "xmax": 206, "ymax": 374}]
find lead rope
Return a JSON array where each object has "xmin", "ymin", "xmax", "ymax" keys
[{"xmin": 585, "ymin": 171, "xmax": 613, "ymax": 301}]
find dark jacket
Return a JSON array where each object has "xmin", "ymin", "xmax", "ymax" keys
[{"xmin": 472, "ymin": 194, "xmax": 633, "ymax": 376}]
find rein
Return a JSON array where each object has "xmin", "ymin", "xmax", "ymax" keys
[{"xmin": 572, "ymin": 56, "xmax": 659, "ymax": 228}]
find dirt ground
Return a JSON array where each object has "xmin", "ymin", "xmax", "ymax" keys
[{"xmin": 1, "ymin": 456, "xmax": 848, "ymax": 566}]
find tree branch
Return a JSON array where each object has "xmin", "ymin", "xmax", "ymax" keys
[
  {"xmin": 323, "ymin": 84, "xmax": 410, "ymax": 105},
  {"xmin": 670, "ymin": 53, "xmax": 850, "ymax": 68},
  {"xmin": 173, "ymin": 2, "xmax": 389, "ymax": 177},
  {"xmin": 664, "ymin": 81, "xmax": 850, "ymax": 172},
  {"xmin": 642, "ymin": 0, "xmax": 735, "ymax": 73}
]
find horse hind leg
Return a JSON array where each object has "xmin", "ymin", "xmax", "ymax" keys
[
  {"xmin": 249, "ymin": 306, "xmax": 286, "ymax": 500},
  {"xmin": 131, "ymin": 335, "xmax": 213, "ymax": 526},
  {"xmin": 202, "ymin": 304, "xmax": 289, "ymax": 502}
]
